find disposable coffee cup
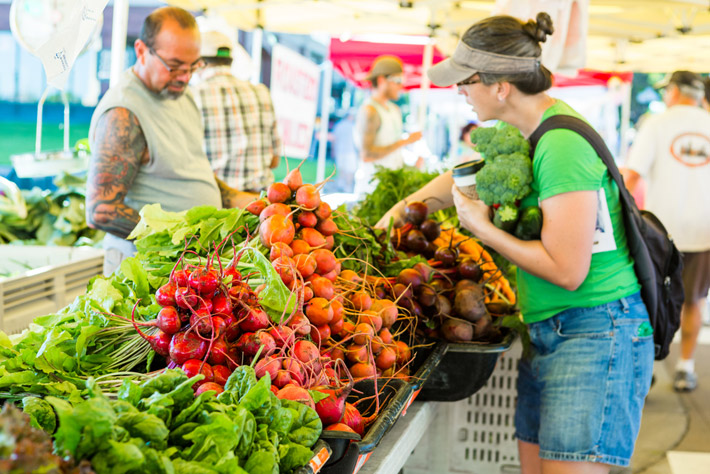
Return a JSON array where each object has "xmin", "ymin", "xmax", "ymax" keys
[{"xmin": 452, "ymin": 160, "xmax": 485, "ymax": 200}]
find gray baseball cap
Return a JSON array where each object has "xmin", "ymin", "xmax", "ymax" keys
[
  {"xmin": 428, "ymin": 41, "xmax": 541, "ymax": 87},
  {"xmin": 654, "ymin": 70, "xmax": 704, "ymax": 92}
]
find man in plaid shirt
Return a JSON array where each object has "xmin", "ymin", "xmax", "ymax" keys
[{"xmin": 193, "ymin": 31, "xmax": 281, "ymax": 192}]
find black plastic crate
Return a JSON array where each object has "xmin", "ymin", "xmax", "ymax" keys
[
  {"xmin": 319, "ymin": 377, "xmax": 414, "ymax": 474},
  {"xmin": 296, "ymin": 439, "xmax": 334, "ymax": 474},
  {"xmin": 407, "ymin": 341, "xmax": 447, "ymax": 403},
  {"xmin": 417, "ymin": 330, "xmax": 516, "ymax": 402}
]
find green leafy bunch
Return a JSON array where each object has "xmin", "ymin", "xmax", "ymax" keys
[
  {"xmin": 0, "ymin": 173, "xmax": 104, "ymax": 246},
  {"xmin": 353, "ymin": 165, "xmax": 440, "ymax": 226},
  {"xmin": 45, "ymin": 367, "xmax": 321, "ymax": 474}
]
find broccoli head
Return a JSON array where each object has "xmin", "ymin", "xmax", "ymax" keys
[
  {"xmin": 476, "ymin": 152, "xmax": 533, "ymax": 206},
  {"xmin": 470, "ymin": 123, "xmax": 529, "ymax": 159}
]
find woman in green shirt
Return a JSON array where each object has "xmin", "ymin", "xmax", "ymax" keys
[{"xmin": 378, "ymin": 12, "xmax": 653, "ymax": 474}]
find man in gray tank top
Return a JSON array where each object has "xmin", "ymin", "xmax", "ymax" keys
[
  {"xmin": 353, "ymin": 55, "xmax": 423, "ymax": 197},
  {"xmin": 87, "ymin": 7, "xmax": 256, "ymax": 275}
]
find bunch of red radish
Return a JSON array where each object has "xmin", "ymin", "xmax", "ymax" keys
[{"xmin": 132, "ymin": 245, "xmax": 354, "ymax": 412}]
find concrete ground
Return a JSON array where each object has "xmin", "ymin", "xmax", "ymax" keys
[{"xmin": 612, "ymin": 327, "xmax": 710, "ymax": 474}]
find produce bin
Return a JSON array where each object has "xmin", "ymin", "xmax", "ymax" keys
[
  {"xmin": 405, "ymin": 341, "xmax": 447, "ymax": 409},
  {"xmin": 297, "ymin": 439, "xmax": 333, "ymax": 474},
  {"xmin": 0, "ymin": 245, "xmax": 103, "ymax": 334},
  {"xmin": 417, "ymin": 330, "xmax": 516, "ymax": 402},
  {"xmin": 319, "ymin": 377, "xmax": 414, "ymax": 474},
  {"xmin": 403, "ymin": 340, "xmax": 522, "ymax": 474}
]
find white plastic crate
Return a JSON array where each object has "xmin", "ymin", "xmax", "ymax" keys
[
  {"xmin": 0, "ymin": 246, "xmax": 104, "ymax": 334},
  {"xmin": 404, "ymin": 341, "xmax": 522, "ymax": 474}
]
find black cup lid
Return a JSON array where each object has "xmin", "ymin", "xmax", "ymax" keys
[{"xmin": 452, "ymin": 159, "xmax": 485, "ymax": 177}]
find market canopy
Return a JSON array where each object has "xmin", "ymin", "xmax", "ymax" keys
[
  {"xmin": 167, "ymin": 0, "xmax": 710, "ymax": 73},
  {"xmin": 329, "ymin": 38, "xmax": 447, "ymax": 89}
]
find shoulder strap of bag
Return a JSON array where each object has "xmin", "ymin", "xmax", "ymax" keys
[
  {"xmin": 528, "ymin": 115, "xmax": 636, "ymax": 211},
  {"xmin": 528, "ymin": 114, "xmax": 659, "ymax": 320}
]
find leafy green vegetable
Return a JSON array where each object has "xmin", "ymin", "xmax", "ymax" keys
[
  {"xmin": 116, "ymin": 411, "xmax": 170, "ymax": 449},
  {"xmin": 224, "ymin": 365, "xmax": 258, "ymax": 400},
  {"xmin": 90, "ymin": 439, "xmax": 145, "ymax": 474},
  {"xmin": 0, "ymin": 403, "xmax": 67, "ymax": 474},
  {"xmin": 354, "ymin": 165, "xmax": 439, "ymax": 226},
  {"xmin": 0, "ymin": 173, "xmax": 104, "ymax": 246},
  {"xmin": 183, "ymin": 412, "xmax": 240, "ymax": 464},
  {"xmin": 241, "ymin": 247, "xmax": 296, "ymax": 324},
  {"xmin": 21, "ymin": 396, "xmax": 56, "ymax": 433},
  {"xmin": 279, "ymin": 442, "xmax": 315, "ymax": 473},
  {"xmin": 117, "ymin": 379, "xmax": 143, "ymax": 407},
  {"xmin": 280, "ymin": 399, "xmax": 322, "ymax": 448}
]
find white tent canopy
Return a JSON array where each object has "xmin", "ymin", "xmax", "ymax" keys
[{"xmin": 166, "ymin": 0, "xmax": 710, "ymax": 73}]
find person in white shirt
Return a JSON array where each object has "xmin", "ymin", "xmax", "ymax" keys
[
  {"xmin": 353, "ymin": 55, "xmax": 422, "ymax": 196},
  {"xmin": 623, "ymin": 70, "xmax": 710, "ymax": 392}
]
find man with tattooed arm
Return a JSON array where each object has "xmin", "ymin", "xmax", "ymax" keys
[
  {"xmin": 87, "ymin": 7, "xmax": 255, "ymax": 275},
  {"xmin": 353, "ymin": 55, "xmax": 422, "ymax": 197}
]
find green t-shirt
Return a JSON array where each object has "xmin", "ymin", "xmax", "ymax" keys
[{"xmin": 517, "ymin": 100, "xmax": 639, "ymax": 323}]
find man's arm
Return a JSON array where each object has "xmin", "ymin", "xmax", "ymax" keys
[
  {"xmin": 86, "ymin": 107, "xmax": 146, "ymax": 239},
  {"xmin": 621, "ymin": 168, "xmax": 642, "ymax": 194},
  {"xmin": 214, "ymin": 175, "xmax": 259, "ymax": 208},
  {"xmin": 356, "ymin": 105, "xmax": 420, "ymax": 162}
]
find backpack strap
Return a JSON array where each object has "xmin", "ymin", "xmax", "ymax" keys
[{"xmin": 528, "ymin": 115, "xmax": 637, "ymax": 213}]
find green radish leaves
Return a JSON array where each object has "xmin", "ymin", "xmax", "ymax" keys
[{"xmin": 242, "ymin": 247, "xmax": 296, "ymax": 324}]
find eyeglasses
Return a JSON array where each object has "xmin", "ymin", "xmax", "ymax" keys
[
  {"xmin": 148, "ymin": 46, "xmax": 205, "ymax": 76},
  {"xmin": 457, "ymin": 77, "xmax": 481, "ymax": 87},
  {"xmin": 387, "ymin": 75, "xmax": 403, "ymax": 84}
]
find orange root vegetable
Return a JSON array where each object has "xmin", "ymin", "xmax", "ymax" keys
[{"xmin": 353, "ymin": 323, "xmax": 374, "ymax": 345}]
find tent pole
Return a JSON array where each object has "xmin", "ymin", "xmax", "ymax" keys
[
  {"xmin": 418, "ymin": 39, "xmax": 434, "ymax": 131},
  {"xmin": 250, "ymin": 28, "xmax": 263, "ymax": 84},
  {"xmin": 619, "ymin": 80, "xmax": 632, "ymax": 162},
  {"xmin": 316, "ymin": 61, "xmax": 333, "ymax": 184},
  {"xmin": 109, "ymin": 0, "xmax": 129, "ymax": 87}
]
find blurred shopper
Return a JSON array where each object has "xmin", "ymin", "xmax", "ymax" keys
[
  {"xmin": 353, "ymin": 55, "xmax": 422, "ymax": 196},
  {"xmin": 87, "ymin": 7, "xmax": 254, "ymax": 275},
  {"xmin": 624, "ymin": 71, "xmax": 710, "ymax": 392},
  {"xmin": 456, "ymin": 121, "xmax": 481, "ymax": 164},
  {"xmin": 193, "ymin": 31, "xmax": 281, "ymax": 192}
]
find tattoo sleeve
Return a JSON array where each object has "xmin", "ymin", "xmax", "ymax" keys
[
  {"xmin": 86, "ymin": 107, "xmax": 146, "ymax": 239},
  {"xmin": 356, "ymin": 104, "xmax": 403, "ymax": 162},
  {"xmin": 214, "ymin": 175, "xmax": 259, "ymax": 209}
]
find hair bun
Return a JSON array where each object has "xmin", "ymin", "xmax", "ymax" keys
[{"xmin": 534, "ymin": 12, "xmax": 554, "ymax": 42}]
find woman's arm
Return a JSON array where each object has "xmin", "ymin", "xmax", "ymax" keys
[
  {"xmin": 452, "ymin": 186, "xmax": 597, "ymax": 291},
  {"xmin": 375, "ymin": 170, "xmax": 455, "ymax": 228}
]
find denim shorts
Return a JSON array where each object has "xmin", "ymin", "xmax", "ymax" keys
[{"xmin": 514, "ymin": 292, "xmax": 654, "ymax": 466}]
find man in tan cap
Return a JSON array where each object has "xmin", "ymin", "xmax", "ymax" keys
[
  {"xmin": 192, "ymin": 30, "xmax": 281, "ymax": 192},
  {"xmin": 353, "ymin": 55, "xmax": 422, "ymax": 196}
]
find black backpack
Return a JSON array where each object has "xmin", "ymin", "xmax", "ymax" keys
[{"xmin": 529, "ymin": 115, "xmax": 684, "ymax": 360}]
